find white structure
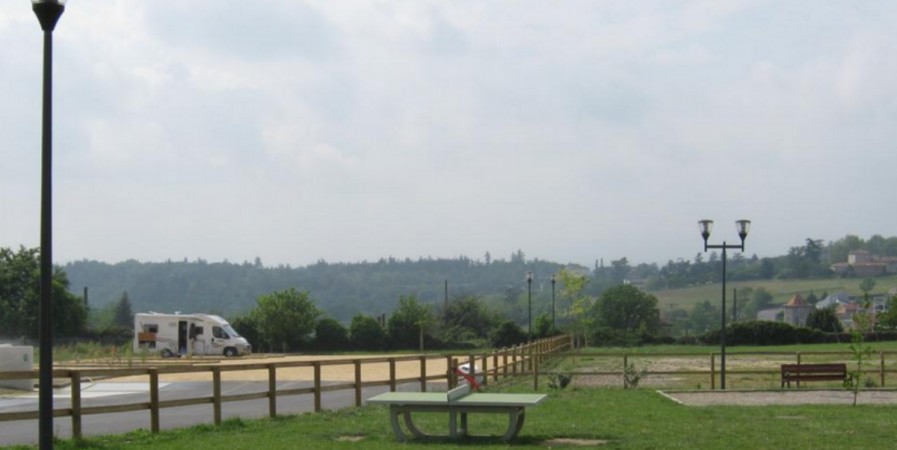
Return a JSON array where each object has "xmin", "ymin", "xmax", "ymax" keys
[
  {"xmin": 0, "ymin": 345, "xmax": 34, "ymax": 391},
  {"xmin": 816, "ymin": 292, "xmax": 851, "ymax": 310},
  {"xmin": 134, "ymin": 313, "xmax": 251, "ymax": 357}
]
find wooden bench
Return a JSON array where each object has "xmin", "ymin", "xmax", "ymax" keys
[{"xmin": 780, "ymin": 363, "xmax": 847, "ymax": 388}]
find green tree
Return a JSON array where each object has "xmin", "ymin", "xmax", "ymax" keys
[
  {"xmin": 349, "ymin": 315, "xmax": 385, "ymax": 351},
  {"xmin": 387, "ymin": 295, "xmax": 434, "ymax": 350},
  {"xmin": 0, "ymin": 247, "xmax": 87, "ymax": 338},
  {"xmin": 533, "ymin": 312, "xmax": 554, "ymax": 338},
  {"xmin": 590, "ymin": 285, "xmax": 661, "ymax": 339},
  {"xmin": 805, "ymin": 291, "xmax": 819, "ymax": 305},
  {"xmin": 314, "ymin": 317, "xmax": 350, "ymax": 351},
  {"xmin": 113, "ymin": 291, "xmax": 133, "ymax": 328},
  {"xmin": 879, "ymin": 296, "xmax": 897, "ymax": 329},
  {"xmin": 558, "ymin": 268, "xmax": 591, "ymax": 345},
  {"xmin": 859, "ymin": 278, "xmax": 877, "ymax": 296},
  {"xmin": 689, "ymin": 300, "xmax": 720, "ymax": 334},
  {"xmin": 805, "ymin": 307, "xmax": 843, "ymax": 333},
  {"xmin": 250, "ymin": 288, "xmax": 320, "ymax": 353},
  {"xmin": 439, "ymin": 295, "xmax": 496, "ymax": 342},
  {"xmin": 742, "ymin": 287, "xmax": 773, "ymax": 320},
  {"xmin": 490, "ymin": 321, "xmax": 527, "ymax": 348}
]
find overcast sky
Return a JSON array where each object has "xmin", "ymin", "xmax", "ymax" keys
[{"xmin": 2, "ymin": 0, "xmax": 896, "ymax": 268}]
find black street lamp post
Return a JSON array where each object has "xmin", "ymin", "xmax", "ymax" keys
[
  {"xmin": 699, "ymin": 219, "xmax": 751, "ymax": 391},
  {"xmin": 550, "ymin": 275, "xmax": 556, "ymax": 330},
  {"xmin": 526, "ymin": 271, "xmax": 534, "ymax": 339},
  {"xmin": 32, "ymin": 2, "xmax": 65, "ymax": 449}
]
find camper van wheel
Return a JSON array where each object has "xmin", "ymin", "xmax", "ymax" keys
[
  {"xmin": 224, "ymin": 347, "xmax": 238, "ymax": 357},
  {"xmin": 161, "ymin": 349, "xmax": 174, "ymax": 358}
]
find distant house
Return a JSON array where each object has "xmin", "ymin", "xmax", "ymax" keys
[
  {"xmin": 757, "ymin": 308, "xmax": 783, "ymax": 322},
  {"xmin": 623, "ymin": 279, "xmax": 647, "ymax": 291},
  {"xmin": 782, "ymin": 294, "xmax": 813, "ymax": 327},
  {"xmin": 816, "ymin": 292, "xmax": 851, "ymax": 310},
  {"xmin": 831, "ymin": 250, "xmax": 890, "ymax": 277}
]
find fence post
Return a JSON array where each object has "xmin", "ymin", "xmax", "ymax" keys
[
  {"xmin": 71, "ymin": 371, "xmax": 82, "ymax": 439},
  {"xmin": 796, "ymin": 352, "xmax": 802, "ymax": 389},
  {"xmin": 622, "ymin": 354, "xmax": 628, "ymax": 388},
  {"xmin": 314, "ymin": 361, "xmax": 322, "ymax": 412},
  {"xmin": 354, "ymin": 359, "xmax": 362, "ymax": 407},
  {"xmin": 420, "ymin": 356, "xmax": 427, "ymax": 392},
  {"xmin": 268, "ymin": 363, "xmax": 277, "ymax": 418},
  {"xmin": 493, "ymin": 351, "xmax": 499, "ymax": 382},
  {"xmin": 881, "ymin": 351, "xmax": 886, "ymax": 388},
  {"xmin": 528, "ymin": 345, "xmax": 534, "ymax": 373},
  {"xmin": 482, "ymin": 354, "xmax": 489, "ymax": 387},
  {"xmin": 512, "ymin": 347, "xmax": 518, "ymax": 376},
  {"xmin": 534, "ymin": 352, "xmax": 539, "ymax": 391},
  {"xmin": 710, "ymin": 354, "xmax": 715, "ymax": 391},
  {"xmin": 446, "ymin": 355, "xmax": 454, "ymax": 389},
  {"xmin": 389, "ymin": 358, "xmax": 397, "ymax": 392},
  {"xmin": 503, "ymin": 348, "xmax": 509, "ymax": 378},
  {"xmin": 149, "ymin": 369, "xmax": 159, "ymax": 433},
  {"xmin": 452, "ymin": 358, "xmax": 460, "ymax": 388},
  {"xmin": 468, "ymin": 355, "xmax": 476, "ymax": 385},
  {"xmin": 212, "ymin": 367, "xmax": 222, "ymax": 425}
]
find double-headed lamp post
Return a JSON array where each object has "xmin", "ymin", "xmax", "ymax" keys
[
  {"xmin": 699, "ymin": 219, "xmax": 751, "ymax": 391},
  {"xmin": 550, "ymin": 274, "xmax": 557, "ymax": 330},
  {"xmin": 526, "ymin": 271, "xmax": 534, "ymax": 339},
  {"xmin": 32, "ymin": 1, "xmax": 65, "ymax": 449}
]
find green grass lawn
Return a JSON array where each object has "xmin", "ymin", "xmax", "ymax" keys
[
  {"xmin": 11, "ymin": 387, "xmax": 893, "ymax": 450},
  {"xmin": 650, "ymin": 275, "xmax": 897, "ymax": 310}
]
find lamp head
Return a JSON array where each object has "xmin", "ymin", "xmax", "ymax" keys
[
  {"xmin": 550, "ymin": 274, "xmax": 556, "ymax": 284},
  {"xmin": 698, "ymin": 220, "xmax": 713, "ymax": 245},
  {"xmin": 526, "ymin": 271, "xmax": 534, "ymax": 282},
  {"xmin": 33, "ymin": 0, "xmax": 66, "ymax": 32},
  {"xmin": 736, "ymin": 220, "xmax": 751, "ymax": 243}
]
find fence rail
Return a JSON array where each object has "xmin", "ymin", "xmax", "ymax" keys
[
  {"xmin": 0, "ymin": 335, "xmax": 573, "ymax": 438},
  {"xmin": 551, "ymin": 350, "xmax": 897, "ymax": 389}
]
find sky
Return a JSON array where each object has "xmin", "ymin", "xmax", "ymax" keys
[{"xmin": 2, "ymin": 0, "xmax": 897, "ymax": 268}]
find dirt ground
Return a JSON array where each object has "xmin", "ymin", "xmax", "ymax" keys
[
  {"xmin": 659, "ymin": 390, "xmax": 897, "ymax": 406},
  {"xmin": 109, "ymin": 354, "xmax": 454, "ymax": 384}
]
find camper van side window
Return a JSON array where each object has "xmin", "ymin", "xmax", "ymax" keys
[
  {"xmin": 194, "ymin": 326, "xmax": 204, "ymax": 336},
  {"xmin": 144, "ymin": 324, "xmax": 159, "ymax": 333},
  {"xmin": 212, "ymin": 326, "xmax": 229, "ymax": 339}
]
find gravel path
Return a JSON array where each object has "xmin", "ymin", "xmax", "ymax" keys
[{"xmin": 660, "ymin": 390, "xmax": 897, "ymax": 406}]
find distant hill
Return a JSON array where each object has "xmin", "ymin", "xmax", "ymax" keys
[
  {"xmin": 63, "ymin": 255, "xmax": 569, "ymax": 322},
  {"xmin": 650, "ymin": 275, "xmax": 897, "ymax": 310}
]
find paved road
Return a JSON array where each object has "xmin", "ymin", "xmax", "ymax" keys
[{"xmin": 0, "ymin": 380, "xmax": 441, "ymax": 446}]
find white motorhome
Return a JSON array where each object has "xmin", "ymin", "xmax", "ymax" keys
[{"xmin": 134, "ymin": 312, "xmax": 251, "ymax": 357}]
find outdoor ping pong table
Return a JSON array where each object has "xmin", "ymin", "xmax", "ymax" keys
[{"xmin": 367, "ymin": 384, "xmax": 547, "ymax": 441}]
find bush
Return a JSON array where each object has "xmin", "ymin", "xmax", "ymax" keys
[
  {"xmin": 490, "ymin": 321, "xmax": 528, "ymax": 348},
  {"xmin": 230, "ymin": 316, "xmax": 262, "ymax": 352},
  {"xmin": 314, "ymin": 317, "xmax": 350, "ymax": 351},
  {"xmin": 697, "ymin": 321, "xmax": 897, "ymax": 346},
  {"xmin": 349, "ymin": 315, "xmax": 385, "ymax": 351}
]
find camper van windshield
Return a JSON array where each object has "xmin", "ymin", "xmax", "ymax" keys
[{"xmin": 224, "ymin": 325, "xmax": 241, "ymax": 338}]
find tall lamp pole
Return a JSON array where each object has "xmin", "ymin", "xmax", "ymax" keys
[
  {"xmin": 699, "ymin": 219, "xmax": 751, "ymax": 391},
  {"xmin": 526, "ymin": 271, "xmax": 534, "ymax": 339},
  {"xmin": 550, "ymin": 274, "xmax": 556, "ymax": 330},
  {"xmin": 32, "ymin": 1, "xmax": 65, "ymax": 449}
]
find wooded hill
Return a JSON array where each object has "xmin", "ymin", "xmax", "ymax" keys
[{"xmin": 61, "ymin": 234, "xmax": 897, "ymax": 322}]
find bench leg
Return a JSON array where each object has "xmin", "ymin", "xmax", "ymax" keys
[
  {"xmin": 460, "ymin": 413, "xmax": 468, "ymax": 437},
  {"xmin": 389, "ymin": 406, "xmax": 408, "ymax": 442},
  {"xmin": 502, "ymin": 409, "xmax": 526, "ymax": 441}
]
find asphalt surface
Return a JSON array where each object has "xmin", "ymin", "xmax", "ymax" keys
[{"xmin": 0, "ymin": 380, "xmax": 440, "ymax": 446}]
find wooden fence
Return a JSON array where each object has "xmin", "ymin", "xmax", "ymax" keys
[
  {"xmin": 0, "ymin": 335, "xmax": 572, "ymax": 438},
  {"xmin": 541, "ymin": 350, "xmax": 897, "ymax": 390}
]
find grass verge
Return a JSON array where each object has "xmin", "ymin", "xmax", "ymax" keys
[{"xmin": 4, "ymin": 387, "xmax": 894, "ymax": 450}]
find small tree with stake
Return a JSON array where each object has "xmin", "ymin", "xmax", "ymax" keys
[{"xmin": 844, "ymin": 330, "xmax": 875, "ymax": 406}]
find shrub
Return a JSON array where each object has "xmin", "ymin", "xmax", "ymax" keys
[
  {"xmin": 490, "ymin": 321, "xmax": 528, "ymax": 348},
  {"xmin": 548, "ymin": 373, "xmax": 574, "ymax": 390},
  {"xmin": 314, "ymin": 317, "xmax": 350, "ymax": 351},
  {"xmin": 229, "ymin": 316, "xmax": 262, "ymax": 351},
  {"xmin": 349, "ymin": 315, "xmax": 385, "ymax": 351}
]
